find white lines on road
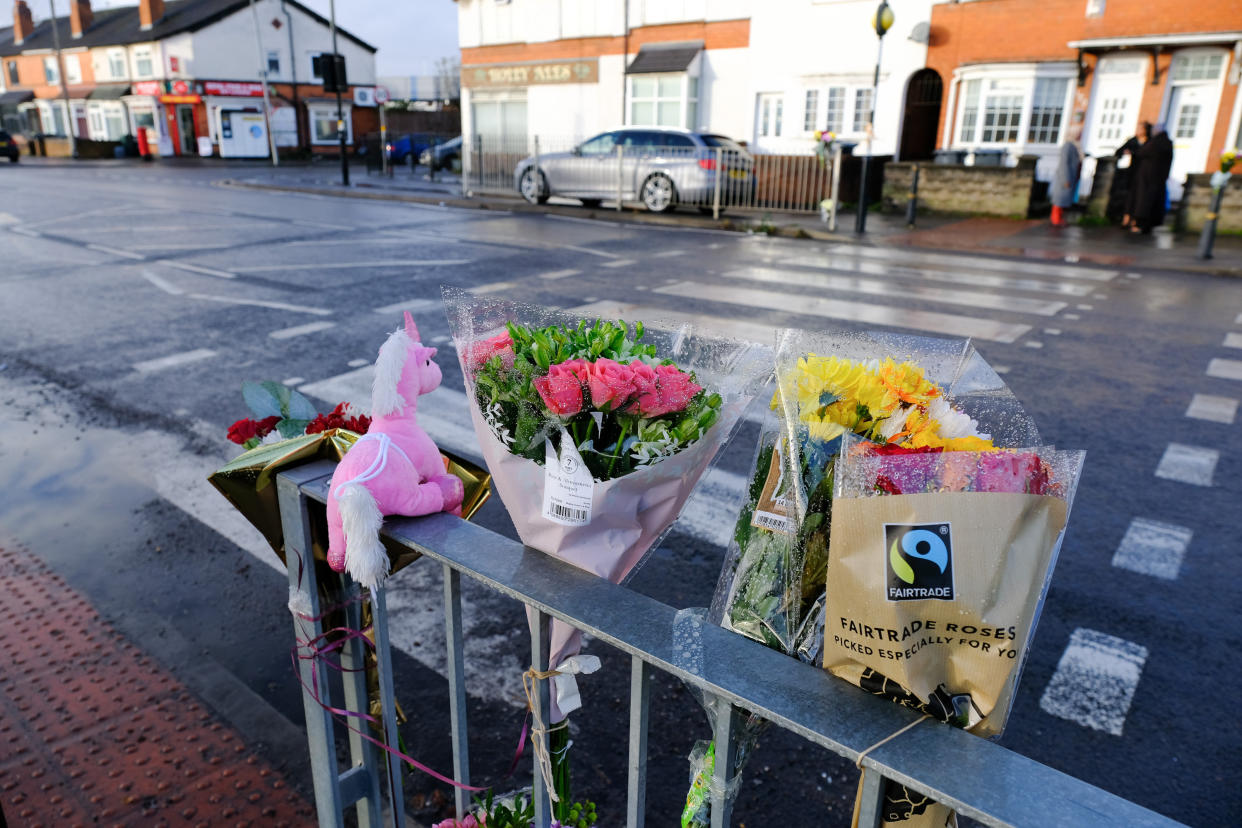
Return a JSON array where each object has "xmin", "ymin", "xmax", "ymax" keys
[
  {"xmin": 140, "ymin": 270, "xmax": 185, "ymax": 296},
  {"xmin": 538, "ymin": 269, "xmax": 582, "ymax": 280},
  {"xmin": 1062, "ymin": 313, "xmax": 1080, "ymax": 320},
  {"xmin": 1154, "ymin": 442, "xmax": 1218, "ymax": 487},
  {"xmin": 470, "ymin": 281, "xmax": 516, "ymax": 294},
  {"xmin": 1223, "ymin": 332, "xmax": 1242, "ymax": 349},
  {"xmin": 133, "ymin": 348, "xmax": 217, "ymax": 373},
  {"xmin": 269, "ymin": 321, "xmax": 337, "ymax": 340},
  {"xmin": 729, "ymin": 265, "xmax": 1068, "ymax": 316},
  {"xmin": 829, "ymin": 245, "xmax": 1119, "ymax": 281},
  {"xmin": 348, "ymin": 358, "xmax": 370, "ymax": 368},
  {"xmin": 282, "ymin": 376, "xmax": 305, "ymax": 386},
  {"xmin": 652, "ymin": 281, "xmax": 1031, "ymax": 344},
  {"xmin": 8, "ymin": 226, "xmax": 40, "ymax": 237},
  {"xmin": 1112, "ymin": 518, "xmax": 1192, "ymax": 580},
  {"xmin": 290, "ymin": 219, "xmax": 356, "ymax": 231},
  {"xmin": 87, "ymin": 243, "xmax": 145, "ymax": 260},
  {"xmin": 1039, "ymin": 628, "xmax": 1147, "ymax": 736},
  {"xmin": 1044, "ymin": 328, "xmax": 1062, "ymax": 336},
  {"xmin": 779, "ymin": 255, "xmax": 1098, "ymax": 297},
  {"xmin": 1076, "ymin": 304, "xmax": 1094, "ymax": 311},
  {"xmin": 188, "ymin": 293, "xmax": 333, "ymax": 316},
  {"xmin": 163, "ymin": 261, "xmax": 236, "ymax": 279},
  {"xmin": 229, "ymin": 259, "xmax": 472, "ymax": 273},
  {"xmin": 1024, "ymin": 341, "xmax": 1044, "ymax": 349},
  {"xmin": 600, "ymin": 258, "xmax": 637, "ymax": 268},
  {"xmin": 1185, "ymin": 393, "xmax": 1238, "ymax": 424},
  {"xmin": 0, "ymin": 212, "xmax": 19, "ymax": 224},
  {"xmin": 569, "ymin": 300, "xmax": 781, "ymax": 347},
  {"xmin": 373, "ymin": 298, "xmax": 441, "ymax": 316},
  {"xmin": 1235, "ymin": 312, "xmax": 1242, "ymax": 325},
  {"xmin": 1207, "ymin": 358, "xmax": 1242, "ymax": 381},
  {"xmin": 559, "ymin": 244, "xmax": 621, "ymax": 259},
  {"xmin": 651, "ymin": 249, "xmax": 687, "ymax": 258},
  {"xmin": 1124, "ymin": 272, "xmax": 1143, "ymax": 279}
]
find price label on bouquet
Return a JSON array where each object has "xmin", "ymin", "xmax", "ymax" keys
[
  {"xmin": 543, "ymin": 429, "xmax": 594, "ymax": 526},
  {"xmin": 751, "ymin": 439, "xmax": 794, "ymax": 535}
]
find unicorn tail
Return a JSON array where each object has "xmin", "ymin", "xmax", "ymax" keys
[{"xmin": 337, "ymin": 484, "xmax": 389, "ymax": 591}]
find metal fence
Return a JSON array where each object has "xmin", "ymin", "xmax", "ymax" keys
[
  {"xmin": 462, "ymin": 134, "xmax": 843, "ymax": 217},
  {"xmin": 277, "ymin": 460, "xmax": 1182, "ymax": 828}
]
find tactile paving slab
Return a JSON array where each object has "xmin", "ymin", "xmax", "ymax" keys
[{"xmin": 0, "ymin": 547, "xmax": 317, "ymax": 827}]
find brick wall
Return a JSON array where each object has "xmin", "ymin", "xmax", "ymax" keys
[
  {"xmin": 883, "ymin": 159, "xmax": 1037, "ymax": 218},
  {"xmin": 1180, "ymin": 173, "xmax": 1242, "ymax": 233}
]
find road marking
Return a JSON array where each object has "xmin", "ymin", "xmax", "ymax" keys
[
  {"xmin": 601, "ymin": 258, "xmax": 636, "ymax": 268},
  {"xmin": 1185, "ymin": 393, "xmax": 1238, "ymax": 424},
  {"xmin": 992, "ymin": 365, "xmax": 1011, "ymax": 374},
  {"xmin": 140, "ymin": 270, "xmax": 184, "ymax": 296},
  {"xmin": 1039, "ymin": 628, "xmax": 1147, "ymax": 736},
  {"xmin": 127, "ymin": 242, "xmax": 234, "ymax": 250},
  {"xmin": 471, "ymin": 281, "xmax": 516, "ymax": 294},
  {"xmin": 0, "ymin": 212, "xmax": 19, "ymax": 224},
  {"xmin": 1124, "ymin": 272, "xmax": 1142, "ymax": 279},
  {"xmin": 652, "ymin": 281, "xmax": 1031, "ymax": 344},
  {"xmin": 87, "ymin": 243, "xmax": 145, "ymax": 260},
  {"xmin": 832, "ymin": 245, "xmax": 1119, "ymax": 281},
  {"xmin": 728, "ymin": 265, "xmax": 1068, "ymax": 316},
  {"xmin": 1044, "ymin": 328, "xmax": 1062, "ymax": 335},
  {"xmin": 373, "ymin": 297, "xmax": 442, "ymax": 316},
  {"xmin": 560, "ymin": 244, "xmax": 620, "ymax": 259},
  {"xmin": 1207, "ymin": 358, "xmax": 1242, "ymax": 381},
  {"xmin": 9, "ymin": 226, "xmax": 41, "ymax": 237},
  {"xmin": 1076, "ymin": 303, "xmax": 1094, "ymax": 310},
  {"xmin": 1223, "ymin": 332, "xmax": 1242, "ymax": 349},
  {"xmin": 347, "ymin": 358, "xmax": 370, "ymax": 368},
  {"xmin": 1112, "ymin": 518, "xmax": 1191, "ymax": 580},
  {"xmin": 431, "ymin": 335, "xmax": 451, "ymax": 345},
  {"xmin": 1024, "ymin": 341, "xmax": 1044, "ymax": 348},
  {"xmin": 538, "ymin": 269, "xmax": 582, "ymax": 280},
  {"xmin": 1236, "ymin": 313, "xmax": 1242, "ymax": 325},
  {"xmin": 1154, "ymin": 442, "xmax": 1218, "ymax": 486},
  {"xmin": 1092, "ymin": 293, "xmax": 1108, "ymax": 300},
  {"xmin": 652, "ymin": 249, "xmax": 686, "ymax": 257},
  {"xmin": 269, "ymin": 321, "xmax": 337, "ymax": 340},
  {"xmin": 230, "ymin": 259, "xmax": 471, "ymax": 273},
  {"xmin": 290, "ymin": 219, "xmax": 355, "ymax": 230},
  {"xmin": 1062, "ymin": 313, "xmax": 1080, "ymax": 320},
  {"xmin": 162, "ymin": 261, "xmax": 236, "ymax": 279},
  {"xmin": 282, "ymin": 376, "xmax": 305, "ymax": 386},
  {"xmin": 779, "ymin": 256, "xmax": 1097, "ymax": 297},
  {"xmin": 570, "ymin": 299, "xmax": 779, "ymax": 346},
  {"xmin": 188, "ymin": 293, "xmax": 333, "ymax": 316},
  {"xmin": 134, "ymin": 348, "xmax": 217, "ymax": 373}
]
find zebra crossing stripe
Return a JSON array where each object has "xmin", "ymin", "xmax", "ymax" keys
[
  {"xmin": 1039, "ymin": 628, "xmax": 1147, "ymax": 736},
  {"xmin": 1207, "ymin": 358, "xmax": 1242, "ymax": 381},
  {"xmin": 1185, "ymin": 393, "xmax": 1238, "ymax": 424},
  {"xmin": 653, "ymin": 280, "xmax": 1031, "ymax": 344},
  {"xmin": 1224, "ymin": 333, "xmax": 1242, "ymax": 349},
  {"xmin": 828, "ymin": 245, "xmax": 1119, "ymax": 281},
  {"xmin": 570, "ymin": 299, "xmax": 780, "ymax": 345},
  {"xmin": 1112, "ymin": 518, "xmax": 1192, "ymax": 580},
  {"xmin": 1153, "ymin": 443, "xmax": 1218, "ymax": 487},
  {"xmin": 778, "ymin": 255, "xmax": 1097, "ymax": 297}
]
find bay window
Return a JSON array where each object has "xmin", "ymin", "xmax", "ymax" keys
[{"xmin": 953, "ymin": 65, "xmax": 1075, "ymax": 150}]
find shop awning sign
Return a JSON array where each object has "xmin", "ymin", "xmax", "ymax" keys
[
  {"xmin": 203, "ymin": 81, "xmax": 266, "ymax": 97},
  {"xmin": 462, "ymin": 59, "xmax": 598, "ymax": 88}
]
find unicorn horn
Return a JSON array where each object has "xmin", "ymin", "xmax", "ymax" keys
[{"xmin": 404, "ymin": 311, "xmax": 420, "ymax": 343}]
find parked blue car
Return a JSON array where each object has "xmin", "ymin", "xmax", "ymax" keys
[{"xmin": 386, "ymin": 133, "xmax": 457, "ymax": 166}]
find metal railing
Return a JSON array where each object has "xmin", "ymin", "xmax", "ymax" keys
[
  {"xmin": 277, "ymin": 459, "xmax": 1183, "ymax": 828},
  {"xmin": 462, "ymin": 134, "xmax": 842, "ymax": 216}
]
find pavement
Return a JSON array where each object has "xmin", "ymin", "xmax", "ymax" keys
[{"xmin": 0, "ymin": 546, "xmax": 317, "ymax": 828}]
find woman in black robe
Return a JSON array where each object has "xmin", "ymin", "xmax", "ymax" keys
[{"xmin": 1129, "ymin": 122, "xmax": 1174, "ymax": 234}]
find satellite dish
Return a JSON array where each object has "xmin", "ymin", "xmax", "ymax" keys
[{"xmin": 909, "ymin": 22, "xmax": 930, "ymax": 43}]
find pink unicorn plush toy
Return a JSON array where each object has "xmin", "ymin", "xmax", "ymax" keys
[{"xmin": 326, "ymin": 312, "xmax": 465, "ymax": 590}]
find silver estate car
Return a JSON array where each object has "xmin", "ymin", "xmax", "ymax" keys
[{"xmin": 514, "ymin": 127, "xmax": 756, "ymax": 213}]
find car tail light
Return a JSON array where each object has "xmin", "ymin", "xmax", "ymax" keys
[{"xmin": 698, "ymin": 157, "xmax": 717, "ymax": 171}]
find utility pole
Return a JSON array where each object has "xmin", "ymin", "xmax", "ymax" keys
[
  {"xmin": 48, "ymin": 0, "xmax": 76, "ymax": 158},
  {"xmin": 249, "ymin": 0, "xmax": 279, "ymax": 166},
  {"xmin": 329, "ymin": 0, "xmax": 348, "ymax": 185}
]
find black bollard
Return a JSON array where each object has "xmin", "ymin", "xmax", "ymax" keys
[
  {"xmin": 905, "ymin": 164, "xmax": 920, "ymax": 229},
  {"xmin": 1197, "ymin": 183, "xmax": 1227, "ymax": 260}
]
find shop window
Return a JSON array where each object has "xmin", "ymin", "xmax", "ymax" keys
[
  {"xmin": 804, "ymin": 90, "xmax": 819, "ymax": 133},
  {"xmin": 757, "ymin": 93, "xmax": 782, "ymax": 137},
  {"xmin": 1171, "ymin": 53, "xmax": 1224, "ymax": 82},
  {"xmin": 1027, "ymin": 77, "xmax": 1068, "ymax": 144},
  {"xmin": 311, "ymin": 107, "xmax": 352, "ymax": 144},
  {"xmin": 108, "ymin": 49, "xmax": 126, "ymax": 79},
  {"xmin": 825, "ymin": 87, "xmax": 845, "ymax": 132},
  {"xmin": 629, "ymin": 73, "xmax": 696, "ymax": 128},
  {"xmin": 134, "ymin": 48, "xmax": 154, "ymax": 78},
  {"xmin": 852, "ymin": 88, "xmax": 872, "ymax": 132},
  {"xmin": 44, "ymin": 57, "xmax": 60, "ymax": 84},
  {"xmin": 131, "ymin": 109, "xmax": 156, "ymax": 132}
]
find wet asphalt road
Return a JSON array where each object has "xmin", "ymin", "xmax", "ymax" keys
[{"xmin": 0, "ymin": 162, "xmax": 1239, "ymax": 826}]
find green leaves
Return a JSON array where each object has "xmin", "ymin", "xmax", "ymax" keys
[{"xmin": 242, "ymin": 380, "xmax": 317, "ymax": 421}]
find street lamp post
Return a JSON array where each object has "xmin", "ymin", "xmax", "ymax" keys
[
  {"xmin": 855, "ymin": 0, "xmax": 894, "ymax": 235},
  {"xmin": 328, "ymin": 0, "xmax": 348, "ymax": 186},
  {"xmin": 48, "ymin": 0, "xmax": 76, "ymax": 158}
]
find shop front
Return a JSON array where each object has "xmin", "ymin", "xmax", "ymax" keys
[
  {"xmin": 461, "ymin": 58, "xmax": 600, "ymax": 150},
  {"xmin": 160, "ymin": 79, "xmax": 206, "ymax": 156},
  {"xmin": 125, "ymin": 80, "xmax": 168, "ymax": 155}
]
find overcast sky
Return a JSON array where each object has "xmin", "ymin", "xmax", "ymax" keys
[{"xmin": 2, "ymin": 0, "xmax": 460, "ymax": 77}]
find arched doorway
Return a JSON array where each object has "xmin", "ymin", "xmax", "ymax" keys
[{"xmin": 899, "ymin": 69, "xmax": 943, "ymax": 161}]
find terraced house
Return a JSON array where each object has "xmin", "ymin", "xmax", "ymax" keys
[{"xmin": 0, "ymin": 0, "xmax": 378, "ymax": 157}]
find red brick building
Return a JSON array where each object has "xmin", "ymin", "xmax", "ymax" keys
[{"xmin": 926, "ymin": 0, "xmax": 1241, "ymax": 198}]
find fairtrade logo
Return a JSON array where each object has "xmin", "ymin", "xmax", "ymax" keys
[{"xmin": 885, "ymin": 523, "xmax": 955, "ymax": 601}]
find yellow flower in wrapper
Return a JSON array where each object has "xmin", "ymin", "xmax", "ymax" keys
[{"xmin": 1222, "ymin": 149, "xmax": 1238, "ymax": 173}]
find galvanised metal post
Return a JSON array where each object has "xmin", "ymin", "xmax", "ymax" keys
[
  {"xmin": 855, "ymin": 0, "xmax": 894, "ymax": 235},
  {"xmin": 830, "ymin": 143, "xmax": 843, "ymax": 231},
  {"xmin": 712, "ymin": 146, "xmax": 723, "ymax": 219},
  {"xmin": 616, "ymin": 144, "xmax": 624, "ymax": 211},
  {"xmin": 329, "ymin": 0, "xmax": 349, "ymax": 186},
  {"xmin": 1196, "ymin": 174, "xmax": 1229, "ymax": 260},
  {"xmin": 905, "ymin": 163, "xmax": 920, "ymax": 228}
]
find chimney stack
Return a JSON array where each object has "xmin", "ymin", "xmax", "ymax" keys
[
  {"xmin": 70, "ymin": 0, "xmax": 93, "ymax": 38},
  {"xmin": 12, "ymin": 1, "xmax": 34, "ymax": 45},
  {"xmin": 138, "ymin": 0, "xmax": 165, "ymax": 30}
]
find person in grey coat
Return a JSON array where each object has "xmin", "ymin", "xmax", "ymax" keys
[{"xmin": 1050, "ymin": 127, "xmax": 1082, "ymax": 227}]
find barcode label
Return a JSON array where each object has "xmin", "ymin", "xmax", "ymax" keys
[
  {"xmin": 543, "ymin": 429, "xmax": 594, "ymax": 527},
  {"xmin": 752, "ymin": 509, "xmax": 794, "ymax": 535}
]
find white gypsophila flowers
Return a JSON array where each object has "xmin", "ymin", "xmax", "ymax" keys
[{"xmin": 484, "ymin": 402, "xmax": 515, "ymax": 447}]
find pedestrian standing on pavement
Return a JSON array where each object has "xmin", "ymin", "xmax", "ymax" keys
[
  {"xmin": 1129, "ymin": 122, "xmax": 1174, "ymax": 234},
  {"xmin": 1050, "ymin": 127, "xmax": 1082, "ymax": 227},
  {"xmin": 1115, "ymin": 132, "xmax": 1143, "ymax": 229}
]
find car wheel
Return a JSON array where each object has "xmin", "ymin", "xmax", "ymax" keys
[
  {"xmin": 641, "ymin": 173, "xmax": 676, "ymax": 213},
  {"xmin": 519, "ymin": 167, "xmax": 549, "ymax": 204},
  {"xmin": 580, "ymin": 199, "xmax": 602, "ymax": 209}
]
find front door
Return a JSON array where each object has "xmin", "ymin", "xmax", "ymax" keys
[
  {"xmin": 177, "ymin": 105, "xmax": 197, "ymax": 155},
  {"xmin": 1165, "ymin": 49, "xmax": 1227, "ymax": 201},
  {"xmin": 899, "ymin": 69, "xmax": 943, "ymax": 161},
  {"xmin": 1084, "ymin": 54, "xmax": 1147, "ymax": 157}
]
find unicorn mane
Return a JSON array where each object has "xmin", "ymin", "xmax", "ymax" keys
[{"xmin": 372, "ymin": 328, "xmax": 414, "ymax": 416}]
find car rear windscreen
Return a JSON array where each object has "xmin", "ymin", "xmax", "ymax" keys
[{"xmin": 700, "ymin": 134, "xmax": 744, "ymax": 150}]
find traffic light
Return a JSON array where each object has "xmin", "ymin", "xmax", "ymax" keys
[{"xmin": 314, "ymin": 52, "xmax": 348, "ymax": 93}]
